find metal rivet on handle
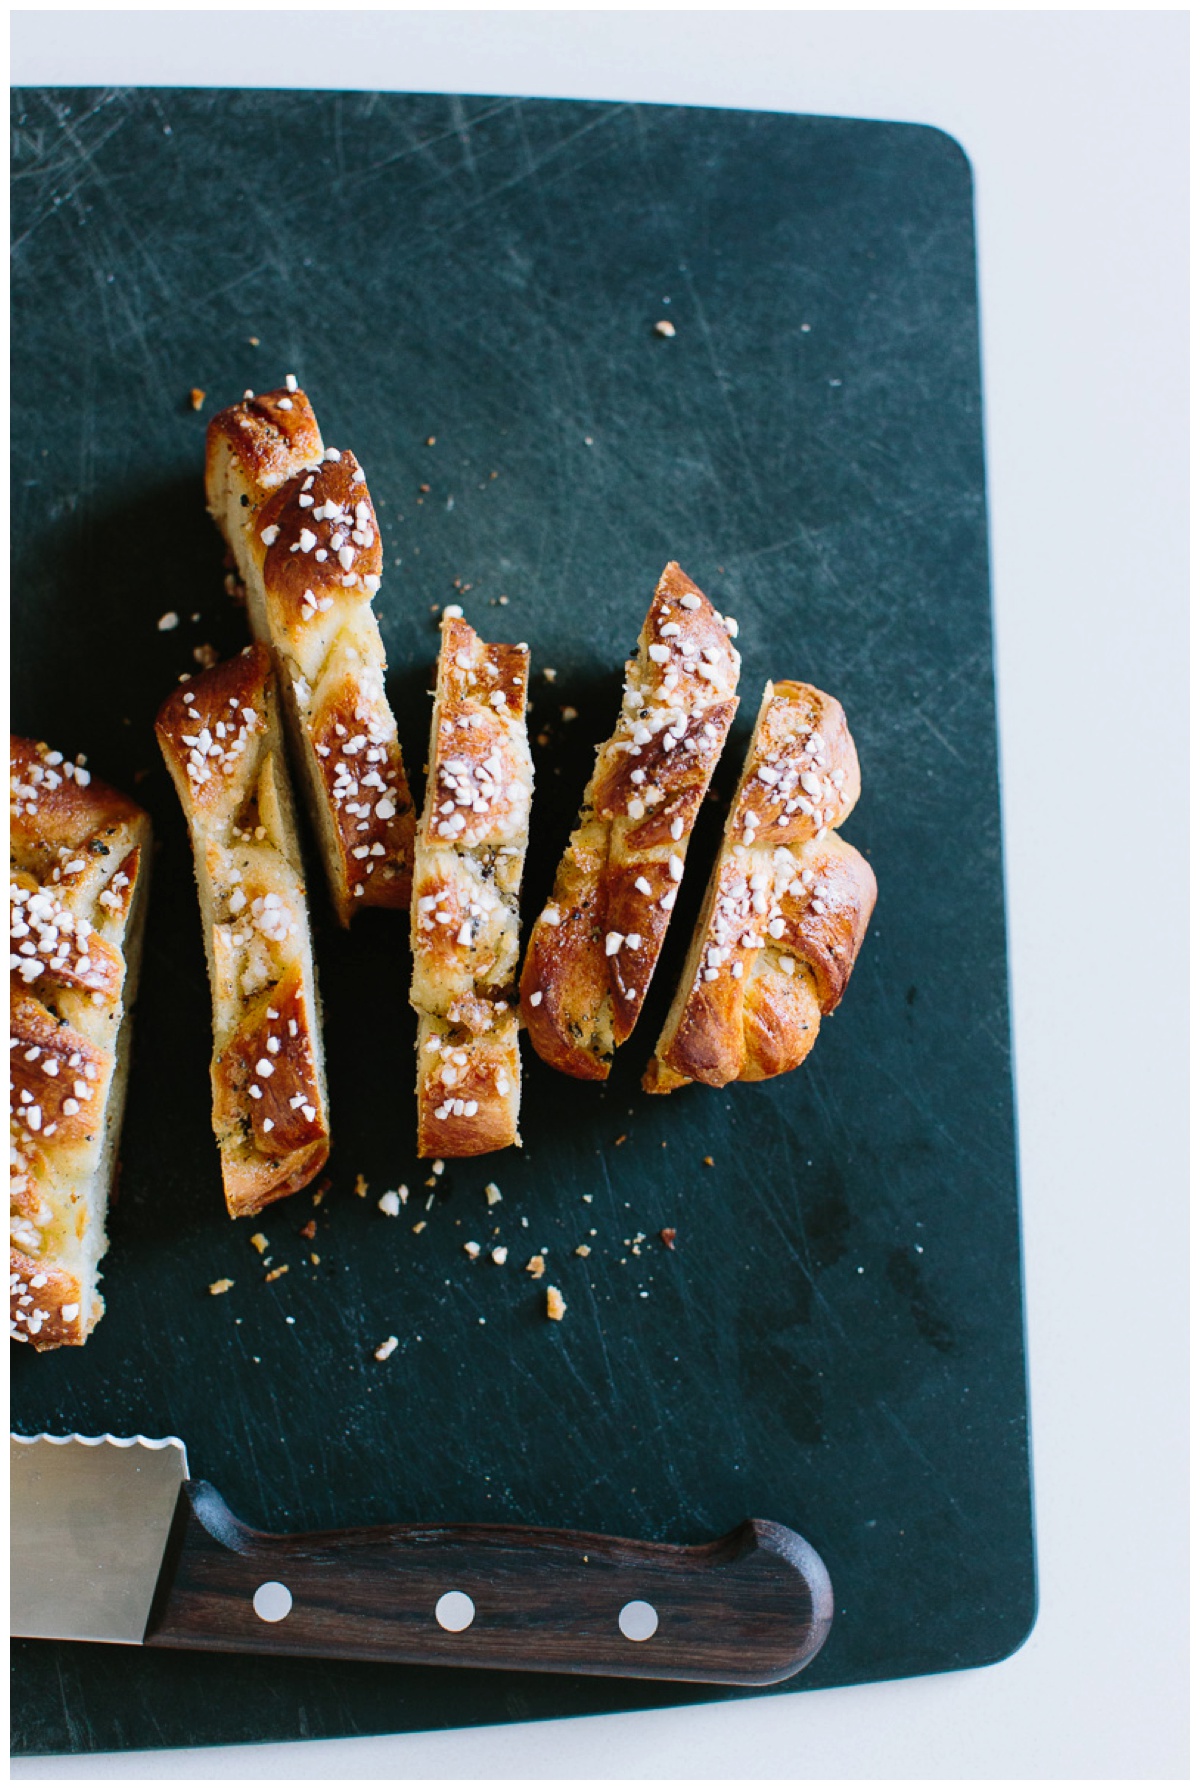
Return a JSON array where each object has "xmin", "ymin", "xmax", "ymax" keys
[
  {"xmin": 435, "ymin": 1590, "xmax": 475, "ymax": 1632},
  {"xmin": 618, "ymin": 1599, "xmax": 658, "ymax": 1641},
  {"xmin": 252, "ymin": 1581, "xmax": 293, "ymax": 1623}
]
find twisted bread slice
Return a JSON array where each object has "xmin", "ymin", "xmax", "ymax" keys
[
  {"xmin": 206, "ymin": 385, "xmax": 415, "ymax": 924},
  {"xmin": 644, "ymin": 680, "xmax": 877, "ymax": 1092},
  {"xmin": 411, "ymin": 612, "xmax": 532, "ymax": 1157},
  {"xmin": 520, "ymin": 563, "xmax": 740, "ymax": 1079},
  {"xmin": 156, "ymin": 645, "xmax": 330, "ymax": 1216},
  {"xmin": 10, "ymin": 738, "xmax": 151, "ymax": 1348}
]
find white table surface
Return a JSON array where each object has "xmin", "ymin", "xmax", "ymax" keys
[{"xmin": 10, "ymin": 10, "xmax": 1188, "ymax": 1781}]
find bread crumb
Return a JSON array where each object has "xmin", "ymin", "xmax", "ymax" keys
[
  {"xmin": 208, "ymin": 1278, "xmax": 234, "ymax": 1295},
  {"xmin": 192, "ymin": 643, "xmax": 219, "ymax": 669},
  {"xmin": 310, "ymin": 1253, "xmax": 320, "ymax": 1265},
  {"xmin": 432, "ymin": 1160, "xmax": 445, "ymax": 1176},
  {"xmin": 264, "ymin": 1264, "xmax": 289, "ymax": 1283},
  {"xmin": 250, "ymin": 1233, "xmax": 269, "ymax": 1254},
  {"xmin": 654, "ymin": 319, "xmax": 676, "ymax": 338},
  {"xmin": 299, "ymin": 1219, "xmax": 317, "ymax": 1240},
  {"xmin": 378, "ymin": 1190, "xmax": 402, "ymax": 1217},
  {"xmin": 248, "ymin": 335, "xmax": 260, "ymax": 346},
  {"xmin": 543, "ymin": 667, "xmax": 557, "ymax": 683},
  {"xmin": 157, "ymin": 611, "xmax": 179, "ymax": 631},
  {"xmin": 463, "ymin": 1240, "xmax": 481, "ymax": 1259},
  {"xmin": 582, "ymin": 1194, "xmax": 593, "ymax": 1203},
  {"xmin": 425, "ymin": 436, "xmax": 437, "ymax": 446},
  {"xmin": 485, "ymin": 1182, "xmax": 502, "ymax": 1205},
  {"xmin": 575, "ymin": 1244, "xmax": 591, "ymax": 1257},
  {"xmin": 189, "ymin": 388, "xmax": 205, "ymax": 411},
  {"xmin": 546, "ymin": 1286, "xmax": 566, "ymax": 1321},
  {"xmin": 374, "ymin": 1335, "xmax": 398, "ymax": 1361},
  {"xmin": 412, "ymin": 1220, "xmax": 427, "ymax": 1234},
  {"xmin": 354, "ymin": 1173, "xmax": 369, "ymax": 1198},
  {"xmin": 491, "ymin": 1246, "xmax": 508, "ymax": 1265},
  {"xmin": 561, "ymin": 705, "xmax": 578, "ymax": 722},
  {"xmin": 660, "ymin": 1228, "xmax": 677, "ymax": 1250},
  {"xmin": 526, "ymin": 1253, "xmax": 546, "ymax": 1280},
  {"xmin": 703, "ymin": 1156, "xmax": 715, "ymax": 1168},
  {"xmin": 312, "ymin": 1178, "xmax": 330, "ymax": 1206},
  {"xmin": 614, "ymin": 1134, "xmax": 627, "ymax": 1146}
]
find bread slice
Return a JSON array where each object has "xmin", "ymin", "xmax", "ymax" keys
[
  {"xmin": 520, "ymin": 562, "xmax": 740, "ymax": 1079},
  {"xmin": 644, "ymin": 680, "xmax": 877, "ymax": 1092},
  {"xmin": 206, "ymin": 384, "xmax": 415, "ymax": 924},
  {"xmin": 410, "ymin": 611, "xmax": 533, "ymax": 1157},
  {"xmin": 9, "ymin": 737, "xmax": 151, "ymax": 1348},
  {"xmin": 156, "ymin": 645, "xmax": 331, "ymax": 1216}
]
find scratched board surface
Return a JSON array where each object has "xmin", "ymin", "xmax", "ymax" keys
[{"xmin": 10, "ymin": 89, "xmax": 1034, "ymax": 1754}]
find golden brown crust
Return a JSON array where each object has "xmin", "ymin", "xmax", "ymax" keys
[
  {"xmin": 205, "ymin": 388, "xmax": 415, "ymax": 923},
  {"xmin": 156, "ymin": 646, "xmax": 331, "ymax": 1217},
  {"xmin": 520, "ymin": 563, "xmax": 740, "ymax": 1078},
  {"xmin": 204, "ymin": 387, "xmax": 323, "ymax": 498},
  {"xmin": 10, "ymin": 737, "xmax": 151, "ymax": 1348},
  {"xmin": 411, "ymin": 614, "xmax": 532, "ymax": 1157},
  {"xmin": 415, "ymin": 1012, "xmax": 522, "ymax": 1159},
  {"xmin": 644, "ymin": 681, "xmax": 877, "ymax": 1093}
]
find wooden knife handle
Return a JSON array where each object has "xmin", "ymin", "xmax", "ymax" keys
[{"xmin": 143, "ymin": 1481, "xmax": 833, "ymax": 1686}]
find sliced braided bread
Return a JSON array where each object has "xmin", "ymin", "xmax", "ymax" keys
[
  {"xmin": 10, "ymin": 737, "xmax": 151, "ymax": 1348},
  {"xmin": 644, "ymin": 680, "xmax": 876, "ymax": 1092},
  {"xmin": 411, "ymin": 612, "xmax": 532, "ymax": 1158},
  {"xmin": 520, "ymin": 562, "xmax": 740, "ymax": 1079},
  {"xmin": 206, "ymin": 385, "xmax": 415, "ymax": 924},
  {"xmin": 156, "ymin": 645, "xmax": 330, "ymax": 1216}
]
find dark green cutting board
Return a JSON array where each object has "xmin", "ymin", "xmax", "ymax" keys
[{"xmin": 10, "ymin": 88, "xmax": 1035, "ymax": 1755}]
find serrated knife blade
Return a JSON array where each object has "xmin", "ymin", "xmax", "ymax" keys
[
  {"xmin": 9, "ymin": 1430, "xmax": 833, "ymax": 1685},
  {"xmin": 11, "ymin": 1433, "xmax": 189, "ymax": 1644}
]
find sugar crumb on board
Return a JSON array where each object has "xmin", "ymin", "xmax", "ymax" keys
[
  {"xmin": 485, "ymin": 1182, "xmax": 502, "ymax": 1205},
  {"xmin": 374, "ymin": 1335, "xmax": 398, "ymax": 1362}
]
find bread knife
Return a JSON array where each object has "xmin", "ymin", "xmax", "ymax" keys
[{"xmin": 10, "ymin": 1432, "xmax": 833, "ymax": 1686}]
